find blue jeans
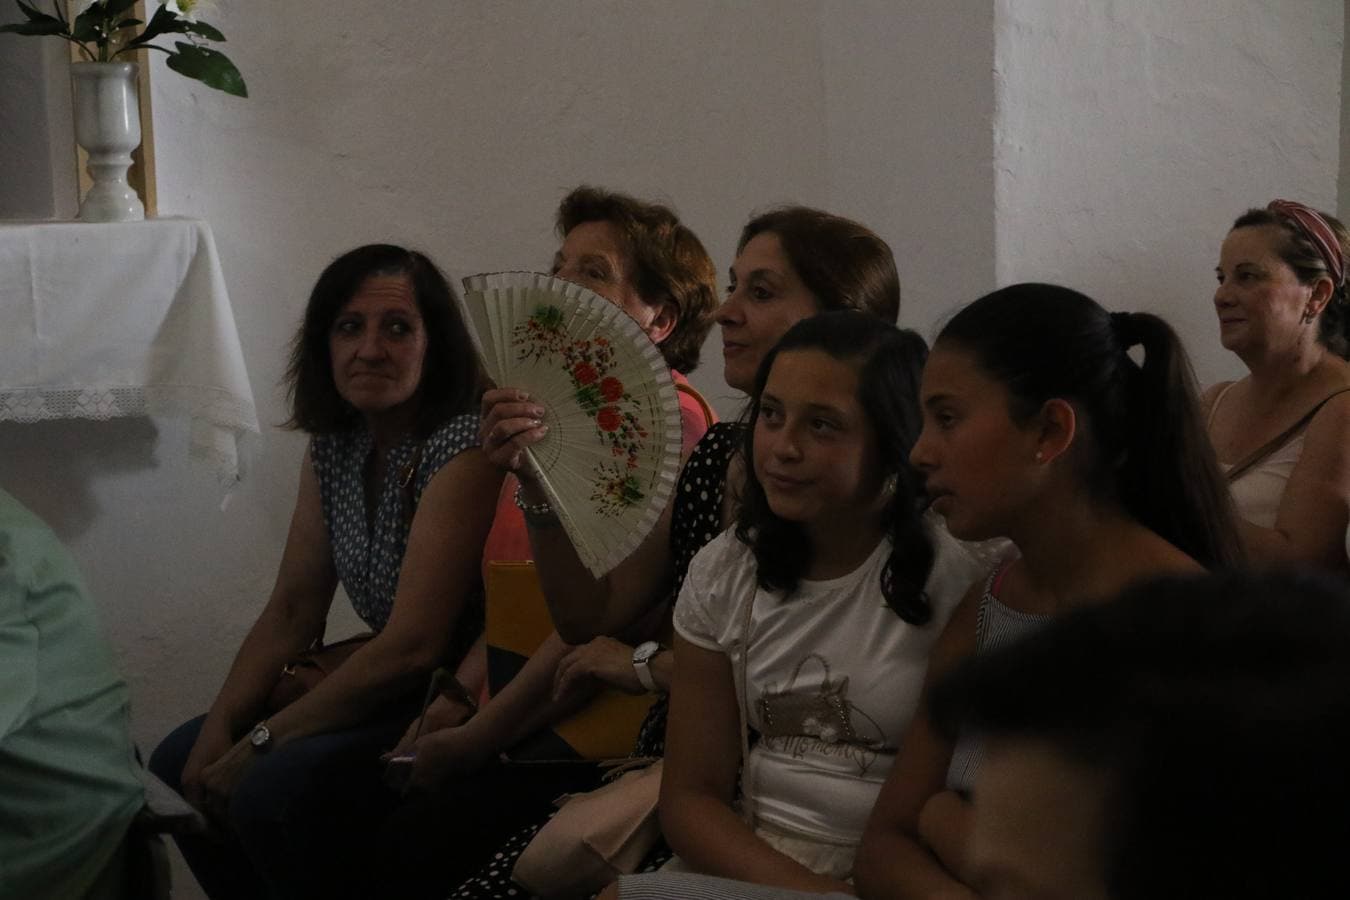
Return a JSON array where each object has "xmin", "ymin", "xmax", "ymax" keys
[{"xmin": 149, "ymin": 698, "xmax": 417, "ymax": 900}]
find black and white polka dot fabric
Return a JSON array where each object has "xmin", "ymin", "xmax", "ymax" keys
[
  {"xmin": 449, "ymin": 422, "xmax": 745, "ymax": 900},
  {"xmin": 311, "ymin": 412, "xmax": 479, "ymax": 631},
  {"xmin": 633, "ymin": 421, "xmax": 744, "ymax": 758}
]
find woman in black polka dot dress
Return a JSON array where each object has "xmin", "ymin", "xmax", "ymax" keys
[{"xmin": 459, "ymin": 208, "xmax": 904, "ymax": 898}]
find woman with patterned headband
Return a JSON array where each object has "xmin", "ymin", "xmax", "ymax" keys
[{"xmin": 1204, "ymin": 199, "xmax": 1350, "ymax": 570}]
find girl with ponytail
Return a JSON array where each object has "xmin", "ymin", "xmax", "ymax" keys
[
  {"xmin": 854, "ymin": 283, "xmax": 1241, "ymax": 899},
  {"xmin": 1206, "ymin": 200, "xmax": 1350, "ymax": 569}
]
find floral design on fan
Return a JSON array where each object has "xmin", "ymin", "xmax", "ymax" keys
[
  {"xmin": 591, "ymin": 464, "xmax": 646, "ymax": 516},
  {"xmin": 515, "ymin": 305, "xmax": 651, "ymax": 509}
]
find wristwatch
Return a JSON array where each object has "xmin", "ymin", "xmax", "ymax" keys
[
  {"xmin": 249, "ymin": 721, "xmax": 273, "ymax": 753},
  {"xmin": 631, "ymin": 641, "xmax": 664, "ymax": 693}
]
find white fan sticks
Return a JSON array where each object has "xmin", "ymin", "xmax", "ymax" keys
[{"xmin": 460, "ymin": 272, "xmax": 683, "ymax": 578}]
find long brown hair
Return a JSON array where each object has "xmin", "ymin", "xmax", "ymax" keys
[{"xmin": 736, "ymin": 312, "xmax": 934, "ymax": 624}]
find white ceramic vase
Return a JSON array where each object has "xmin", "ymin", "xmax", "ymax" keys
[{"xmin": 71, "ymin": 61, "xmax": 145, "ymax": 222}]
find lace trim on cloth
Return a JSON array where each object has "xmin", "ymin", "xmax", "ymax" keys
[{"xmin": 0, "ymin": 385, "xmax": 259, "ymax": 484}]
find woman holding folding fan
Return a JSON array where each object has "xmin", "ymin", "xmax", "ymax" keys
[
  {"xmin": 446, "ymin": 205, "xmax": 905, "ymax": 898},
  {"xmin": 371, "ymin": 186, "xmax": 720, "ymax": 898}
]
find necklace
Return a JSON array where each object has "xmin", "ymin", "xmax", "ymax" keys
[{"xmin": 398, "ymin": 454, "xmax": 419, "ymax": 488}]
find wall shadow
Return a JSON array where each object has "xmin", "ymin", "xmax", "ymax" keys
[{"xmin": 0, "ymin": 418, "xmax": 160, "ymax": 540}]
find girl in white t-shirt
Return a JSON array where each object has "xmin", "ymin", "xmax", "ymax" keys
[{"xmin": 611, "ymin": 311, "xmax": 983, "ymax": 898}]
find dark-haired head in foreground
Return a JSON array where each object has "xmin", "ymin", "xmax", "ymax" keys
[{"xmin": 932, "ymin": 570, "xmax": 1350, "ymax": 900}]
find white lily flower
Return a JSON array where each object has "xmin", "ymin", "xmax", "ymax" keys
[{"xmin": 164, "ymin": 0, "xmax": 217, "ymax": 23}]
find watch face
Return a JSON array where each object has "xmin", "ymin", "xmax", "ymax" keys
[
  {"xmin": 633, "ymin": 641, "xmax": 660, "ymax": 664},
  {"xmin": 250, "ymin": 724, "xmax": 271, "ymax": 748}
]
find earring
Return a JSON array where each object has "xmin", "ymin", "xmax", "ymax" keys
[
  {"xmin": 1034, "ymin": 451, "xmax": 1044, "ymax": 463},
  {"xmin": 882, "ymin": 473, "xmax": 898, "ymax": 496},
  {"xmin": 1301, "ymin": 307, "xmax": 1317, "ymax": 325}
]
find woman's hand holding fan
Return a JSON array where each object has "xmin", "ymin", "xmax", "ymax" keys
[
  {"xmin": 462, "ymin": 273, "xmax": 683, "ymax": 578},
  {"xmin": 479, "ymin": 388, "xmax": 549, "ymax": 473}
]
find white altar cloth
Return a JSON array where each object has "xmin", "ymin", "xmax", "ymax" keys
[{"xmin": 0, "ymin": 217, "xmax": 260, "ymax": 482}]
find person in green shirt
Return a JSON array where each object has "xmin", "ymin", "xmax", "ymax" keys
[{"xmin": 0, "ymin": 487, "xmax": 144, "ymax": 899}]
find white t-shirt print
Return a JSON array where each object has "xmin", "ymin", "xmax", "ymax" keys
[{"xmin": 673, "ymin": 515, "xmax": 981, "ymax": 844}]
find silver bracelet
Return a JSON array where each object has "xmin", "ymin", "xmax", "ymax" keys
[{"xmin": 514, "ymin": 482, "xmax": 559, "ymax": 527}]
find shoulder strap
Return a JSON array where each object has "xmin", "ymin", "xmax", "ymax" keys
[
  {"xmin": 1226, "ymin": 387, "xmax": 1350, "ymax": 483},
  {"xmin": 399, "ymin": 440, "xmax": 426, "ymax": 525},
  {"xmin": 675, "ymin": 381, "xmax": 717, "ymax": 430},
  {"xmin": 975, "ymin": 562, "xmax": 1009, "ymax": 648},
  {"xmin": 1205, "ymin": 381, "xmax": 1238, "ymax": 429},
  {"xmin": 737, "ymin": 576, "xmax": 756, "ymax": 827}
]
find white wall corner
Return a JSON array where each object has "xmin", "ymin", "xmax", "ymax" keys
[
  {"xmin": 1339, "ymin": 0, "xmax": 1349, "ymax": 221},
  {"xmin": 0, "ymin": 25, "xmax": 78, "ymax": 220},
  {"xmin": 992, "ymin": 0, "xmax": 1342, "ymax": 386}
]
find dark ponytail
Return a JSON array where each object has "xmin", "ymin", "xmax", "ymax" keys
[
  {"xmin": 1109, "ymin": 311, "xmax": 1244, "ymax": 568},
  {"xmin": 736, "ymin": 311, "xmax": 936, "ymax": 625},
  {"xmin": 939, "ymin": 284, "xmax": 1242, "ymax": 569}
]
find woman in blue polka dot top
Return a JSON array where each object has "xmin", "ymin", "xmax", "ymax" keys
[{"xmin": 149, "ymin": 243, "xmax": 501, "ymax": 899}]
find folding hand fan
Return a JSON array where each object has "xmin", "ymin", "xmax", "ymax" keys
[{"xmin": 460, "ymin": 272, "xmax": 683, "ymax": 577}]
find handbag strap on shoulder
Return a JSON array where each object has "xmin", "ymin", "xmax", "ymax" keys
[
  {"xmin": 737, "ymin": 577, "xmax": 756, "ymax": 826},
  {"xmin": 675, "ymin": 381, "xmax": 717, "ymax": 430},
  {"xmin": 399, "ymin": 439, "xmax": 426, "ymax": 525},
  {"xmin": 1225, "ymin": 387, "xmax": 1350, "ymax": 483}
]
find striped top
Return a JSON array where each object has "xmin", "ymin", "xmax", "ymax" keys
[
  {"xmin": 944, "ymin": 562, "xmax": 1053, "ymax": 795},
  {"xmin": 618, "ymin": 871, "xmax": 854, "ymax": 899}
]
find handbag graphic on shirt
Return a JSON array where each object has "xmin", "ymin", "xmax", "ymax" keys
[{"xmin": 755, "ymin": 653, "xmax": 887, "ymax": 759}]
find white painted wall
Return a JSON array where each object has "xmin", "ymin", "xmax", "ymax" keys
[
  {"xmin": 0, "ymin": 3, "xmax": 1343, "ymax": 897},
  {"xmin": 0, "ymin": 24, "xmax": 77, "ymax": 219},
  {"xmin": 1341, "ymin": 0, "xmax": 1349, "ymax": 221},
  {"xmin": 993, "ymin": 0, "xmax": 1344, "ymax": 388},
  {"xmin": 820, "ymin": 0, "xmax": 997, "ymax": 339},
  {"xmin": 2, "ymin": 5, "xmax": 996, "ymax": 896}
]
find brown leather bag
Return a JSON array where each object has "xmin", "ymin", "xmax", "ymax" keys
[{"xmin": 264, "ymin": 633, "xmax": 373, "ymax": 714}]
